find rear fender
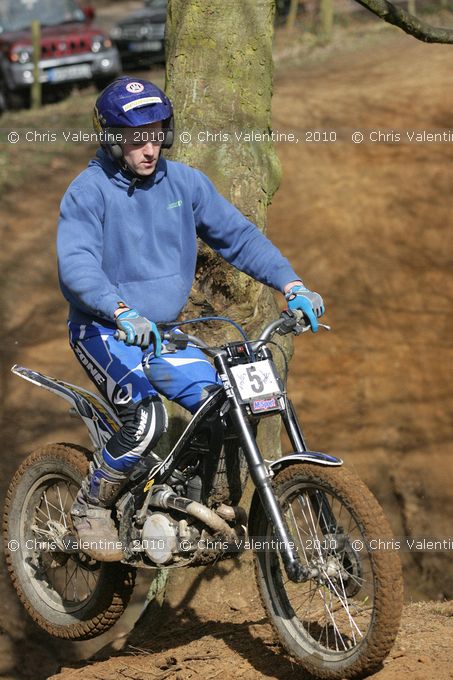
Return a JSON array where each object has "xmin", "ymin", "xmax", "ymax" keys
[
  {"xmin": 248, "ymin": 451, "xmax": 342, "ymax": 536},
  {"xmin": 11, "ymin": 364, "xmax": 120, "ymax": 451}
]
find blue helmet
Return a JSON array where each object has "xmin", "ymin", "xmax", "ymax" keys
[{"xmin": 93, "ymin": 76, "xmax": 174, "ymax": 161}]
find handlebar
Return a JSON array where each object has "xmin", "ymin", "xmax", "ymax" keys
[{"xmin": 114, "ymin": 310, "xmax": 330, "ymax": 355}]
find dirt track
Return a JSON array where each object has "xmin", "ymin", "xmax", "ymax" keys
[
  {"xmin": 48, "ymin": 575, "xmax": 453, "ymax": 680},
  {"xmin": 1, "ymin": 15, "xmax": 453, "ymax": 680}
]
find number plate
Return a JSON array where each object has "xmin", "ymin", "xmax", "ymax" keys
[
  {"xmin": 128, "ymin": 40, "xmax": 163, "ymax": 52},
  {"xmin": 45, "ymin": 64, "xmax": 92, "ymax": 83},
  {"xmin": 229, "ymin": 360, "xmax": 280, "ymax": 400}
]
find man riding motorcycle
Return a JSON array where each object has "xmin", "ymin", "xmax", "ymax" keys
[{"xmin": 57, "ymin": 76, "xmax": 324, "ymax": 560}]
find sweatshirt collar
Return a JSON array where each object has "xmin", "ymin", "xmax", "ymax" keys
[{"xmin": 89, "ymin": 149, "xmax": 168, "ymax": 189}]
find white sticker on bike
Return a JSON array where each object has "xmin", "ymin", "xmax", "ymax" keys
[{"xmin": 229, "ymin": 360, "xmax": 280, "ymax": 400}]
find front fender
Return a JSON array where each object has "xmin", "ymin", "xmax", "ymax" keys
[
  {"xmin": 248, "ymin": 451, "xmax": 342, "ymax": 536},
  {"xmin": 266, "ymin": 451, "xmax": 342, "ymax": 473}
]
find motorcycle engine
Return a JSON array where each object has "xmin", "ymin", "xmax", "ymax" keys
[{"xmin": 141, "ymin": 512, "xmax": 178, "ymax": 565}]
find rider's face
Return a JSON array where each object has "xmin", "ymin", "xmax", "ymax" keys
[{"xmin": 121, "ymin": 121, "xmax": 163, "ymax": 177}]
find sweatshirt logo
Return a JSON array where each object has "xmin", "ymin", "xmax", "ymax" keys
[{"xmin": 167, "ymin": 200, "xmax": 183, "ymax": 210}]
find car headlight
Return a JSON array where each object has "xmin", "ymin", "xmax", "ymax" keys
[
  {"xmin": 91, "ymin": 35, "xmax": 112, "ymax": 53},
  {"xmin": 10, "ymin": 46, "xmax": 32, "ymax": 64}
]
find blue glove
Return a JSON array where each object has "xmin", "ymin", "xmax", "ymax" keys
[
  {"xmin": 116, "ymin": 309, "xmax": 162, "ymax": 354},
  {"xmin": 285, "ymin": 284, "xmax": 325, "ymax": 333}
]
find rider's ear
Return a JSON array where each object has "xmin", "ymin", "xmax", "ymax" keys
[
  {"xmin": 161, "ymin": 116, "xmax": 174, "ymax": 149},
  {"xmin": 111, "ymin": 144, "xmax": 123, "ymax": 161}
]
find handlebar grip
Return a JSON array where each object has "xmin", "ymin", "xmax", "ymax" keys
[
  {"xmin": 289, "ymin": 309, "xmax": 331, "ymax": 333},
  {"xmin": 292, "ymin": 309, "xmax": 306, "ymax": 323},
  {"xmin": 289, "ymin": 308, "xmax": 309, "ymax": 328}
]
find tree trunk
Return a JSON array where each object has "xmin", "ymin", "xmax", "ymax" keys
[
  {"xmin": 318, "ymin": 0, "xmax": 334, "ymax": 43},
  {"xmin": 407, "ymin": 0, "xmax": 416, "ymax": 15},
  {"xmin": 303, "ymin": 0, "xmax": 319, "ymax": 32},
  {"xmin": 164, "ymin": 0, "xmax": 292, "ymax": 446},
  {"xmin": 165, "ymin": 1, "xmax": 281, "ymax": 326},
  {"xmin": 136, "ymin": 0, "xmax": 293, "ymax": 623},
  {"xmin": 286, "ymin": 0, "xmax": 300, "ymax": 31}
]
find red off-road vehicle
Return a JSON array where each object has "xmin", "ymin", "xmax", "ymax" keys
[{"xmin": 0, "ymin": 0, "xmax": 121, "ymax": 112}]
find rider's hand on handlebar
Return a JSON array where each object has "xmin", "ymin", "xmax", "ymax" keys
[
  {"xmin": 285, "ymin": 284, "xmax": 325, "ymax": 333},
  {"xmin": 115, "ymin": 307, "xmax": 162, "ymax": 354}
]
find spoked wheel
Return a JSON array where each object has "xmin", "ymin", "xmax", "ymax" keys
[
  {"xmin": 3, "ymin": 444, "xmax": 135, "ymax": 640},
  {"xmin": 253, "ymin": 464, "xmax": 403, "ymax": 679}
]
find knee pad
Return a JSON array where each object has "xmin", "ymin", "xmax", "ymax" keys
[{"xmin": 105, "ymin": 397, "xmax": 167, "ymax": 460}]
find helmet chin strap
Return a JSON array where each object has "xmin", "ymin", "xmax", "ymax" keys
[{"xmin": 121, "ymin": 157, "xmax": 144, "ymax": 181}]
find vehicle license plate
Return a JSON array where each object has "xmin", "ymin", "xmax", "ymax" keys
[
  {"xmin": 128, "ymin": 40, "xmax": 162, "ymax": 52},
  {"xmin": 46, "ymin": 64, "xmax": 92, "ymax": 83}
]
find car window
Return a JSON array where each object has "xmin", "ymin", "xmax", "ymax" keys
[{"xmin": 0, "ymin": 0, "xmax": 85, "ymax": 33}]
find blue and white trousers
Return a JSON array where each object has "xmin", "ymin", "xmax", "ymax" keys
[{"xmin": 69, "ymin": 322, "xmax": 221, "ymax": 474}]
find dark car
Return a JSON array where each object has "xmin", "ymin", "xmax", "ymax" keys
[
  {"xmin": 111, "ymin": 0, "xmax": 166, "ymax": 69},
  {"xmin": 0, "ymin": 0, "xmax": 121, "ymax": 112}
]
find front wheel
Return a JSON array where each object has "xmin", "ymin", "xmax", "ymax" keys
[
  {"xmin": 3, "ymin": 443, "xmax": 136, "ymax": 640},
  {"xmin": 253, "ymin": 464, "xmax": 403, "ymax": 679}
]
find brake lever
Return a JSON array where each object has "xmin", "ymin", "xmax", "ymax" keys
[
  {"xmin": 163, "ymin": 331, "xmax": 190, "ymax": 350},
  {"xmin": 114, "ymin": 328, "xmax": 189, "ymax": 351},
  {"xmin": 296, "ymin": 322, "xmax": 331, "ymax": 334}
]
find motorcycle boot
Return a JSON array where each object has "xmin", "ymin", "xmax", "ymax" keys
[{"xmin": 70, "ymin": 450, "xmax": 127, "ymax": 562}]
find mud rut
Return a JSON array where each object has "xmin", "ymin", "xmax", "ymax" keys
[{"xmin": 0, "ymin": 24, "xmax": 452, "ymax": 680}]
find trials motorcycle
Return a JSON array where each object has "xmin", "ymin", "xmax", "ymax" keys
[{"xmin": 3, "ymin": 310, "xmax": 403, "ymax": 679}]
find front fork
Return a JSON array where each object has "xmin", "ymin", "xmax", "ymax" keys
[
  {"xmin": 217, "ymin": 353, "xmax": 338, "ymax": 582},
  {"xmin": 216, "ymin": 354, "xmax": 308, "ymax": 582},
  {"xmin": 229, "ymin": 402, "xmax": 309, "ymax": 582},
  {"xmin": 282, "ymin": 397, "xmax": 338, "ymax": 535}
]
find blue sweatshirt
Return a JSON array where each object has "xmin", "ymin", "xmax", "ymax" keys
[{"xmin": 57, "ymin": 149, "xmax": 300, "ymax": 325}]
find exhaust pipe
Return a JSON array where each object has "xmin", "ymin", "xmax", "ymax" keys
[{"xmin": 149, "ymin": 488, "xmax": 237, "ymax": 540}]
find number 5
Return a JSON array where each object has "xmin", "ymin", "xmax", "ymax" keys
[{"xmin": 246, "ymin": 366, "xmax": 264, "ymax": 393}]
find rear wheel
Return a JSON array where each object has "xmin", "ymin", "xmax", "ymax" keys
[
  {"xmin": 253, "ymin": 464, "xmax": 403, "ymax": 679},
  {"xmin": 3, "ymin": 443, "xmax": 135, "ymax": 640}
]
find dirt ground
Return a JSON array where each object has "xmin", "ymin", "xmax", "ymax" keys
[
  {"xmin": 47, "ymin": 566, "xmax": 453, "ymax": 680},
  {"xmin": 1, "ymin": 12, "xmax": 453, "ymax": 680}
]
